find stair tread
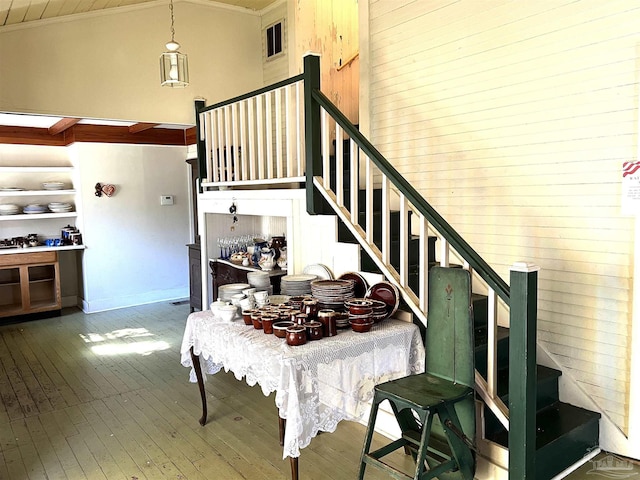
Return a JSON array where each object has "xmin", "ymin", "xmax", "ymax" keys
[
  {"xmin": 488, "ymin": 401, "xmax": 600, "ymax": 448},
  {"xmin": 495, "ymin": 364, "xmax": 561, "ymax": 398}
]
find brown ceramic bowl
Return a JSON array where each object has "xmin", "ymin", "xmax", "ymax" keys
[
  {"xmin": 286, "ymin": 325, "xmax": 307, "ymax": 346},
  {"xmin": 350, "ymin": 314, "xmax": 373, "ymax": 324},
  {"xmin": 349, "ymin": 305, "xmax": 373, "ymax": 316},
  {"xmin": 350, "ymin": 320, "xmax": 374, "ymax": 333},
  {"xmin": 273, "ymin": 321, "xmax": 294, "ymax": 338},
  {"xmin": 304, "ymin": 321, "xmax": 323, "ymax": 341},
  {"xmin": 242, "ymin": 309, "xmax": 257, "ymax": 326},
  {"xmin": 261, "ymin": 313, "xmax": 278, "ymax": 334},
  {"xmin": 251, "ymin": 312, "xmax": 263, "ymax": 330}
]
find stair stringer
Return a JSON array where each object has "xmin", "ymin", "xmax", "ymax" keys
[
  {"xmin": 536, "ymin": 341, "xmax": 631, "ymax": 457},
  {"xmin": 312, "ymin": 176, "xmax": 427, "ymax": 326}
]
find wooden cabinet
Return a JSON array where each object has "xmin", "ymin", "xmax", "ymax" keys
[
  {"xmin": 0, "ymin": 251, "xmax": 61, "ymax": 318},
  {"xmin": 188, "ymin": 243, "xmax": 202, "ymax": 312}
]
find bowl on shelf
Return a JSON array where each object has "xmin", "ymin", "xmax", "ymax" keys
[
  {"xmin": 48, "ymin": 202, "xmax": 73, "ymax": 213},
  {"xmin": 23, "ymin": 204, "xmax": 47, "ymax": 214},
  {"xmin": 42, "ymin": 182, "xmax": 65, "ymax": 191},
  {"xmin": 0, "ymin": 204, "xmax": 19, "ymax": 215}
]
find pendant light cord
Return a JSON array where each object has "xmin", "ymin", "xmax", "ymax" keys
[{"xmin": 169, "ymin": 0, "xmax": 176, "ymax": 43}]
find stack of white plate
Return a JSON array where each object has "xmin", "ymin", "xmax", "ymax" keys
[
  {"xmin": 23, "ymin": 204, "xmax": 47, "ymax": 214},
  {"xmin": 247, "ymin": 271, "xmax": 271, "ymax": 290},
  {"xmin": 0, "ymin": 187, "xmax": 24, "ymax": 192},
  {"xmin": 48, "ymin": 202, "xmax": 73, "ymax": 213},
  {"xmin": 281, "ymin": 274, "xmax": 317, "ymax": 296},
  {"xmin": 218, "ymin": 283, "xmax": 251, "ymax": 302},
  {"xmin": 42, "ymin": 181, "xmax": 65, "ymax": 190},
  {"xmin": 0, "ymin": 204, "xmax": 20, "ymax": 215}
]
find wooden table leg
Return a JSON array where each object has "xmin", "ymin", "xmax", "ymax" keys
[
  {"xmin": 277, "ymin": 410, "xmax": 298, "ymax": 480},
  {"xmin": 289, "ymin": 457, "xmax": 298, "ymax": 480},
  {"xmin": 190, "ymin": 346, "xmax": 208, "ymax": 426},
  {"xmin": 279, "ymin": 416, "xmax": 286, "ymax": 446}
]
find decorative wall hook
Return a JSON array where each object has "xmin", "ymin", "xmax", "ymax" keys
[
  {"xmin": 95, "ymin": 183, "xmax": 116, "ymax": 197},
  {"xmin": 229, "ymin": 199, "xmax": 237, "ymax": 231}
]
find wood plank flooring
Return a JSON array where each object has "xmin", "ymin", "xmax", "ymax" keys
[{"xmin": 0, "ymin": 302, "xmax": 414, "ymax": 480}]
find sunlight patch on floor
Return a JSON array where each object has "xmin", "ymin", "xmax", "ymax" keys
[{"xmin": 79, "ymin": 327, "xmax": 169, "ymax": 355}]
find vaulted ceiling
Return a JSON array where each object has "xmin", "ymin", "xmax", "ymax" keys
[
  {"xmin": 0, "ymin": 0, "xmax": 277, "ymax": 26},
  {"xmin": 0, "ymin": 0, "xmax": 279, "ymax": 145}
]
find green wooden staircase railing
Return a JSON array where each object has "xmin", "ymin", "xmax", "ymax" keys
[{"xmin": 195, "ymin": 54, "xmax": 601, "ymax": 479}]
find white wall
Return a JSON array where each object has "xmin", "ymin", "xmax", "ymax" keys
[
  {"xmin": 0, "ymin": 1, "xmax": 264, "ymax": 125},
  {"xmin": 70, "ymin": 143, "xmax": 190, "ymax": 312},
  {"xmin": 363, "ymin": 0, "xmax": 638, "ymax": 456}
]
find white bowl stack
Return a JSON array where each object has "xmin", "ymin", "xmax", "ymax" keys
[
  {"xmin": 0, "ymin": 204, "xmax": 20, "ymax": 215},
  {"xmin": 247, "ymin": 271, "xmax": 272, "ymax": 294},
  {"xmin": 48, "ymin": 202, "xmax": 73, "ymax": 213},
  {"xmin": 42, "ymin": 181, "xmax": 65, "ymax": 191}
]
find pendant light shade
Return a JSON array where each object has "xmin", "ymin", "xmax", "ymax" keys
[{"xmin": 160, "ymin": 0, "xmax": 189, "ymax": 87}]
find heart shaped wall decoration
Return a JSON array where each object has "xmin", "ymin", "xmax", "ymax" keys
[{"xmin": 101, "ymin": 184, "xmax": 116, "ymax": 197}]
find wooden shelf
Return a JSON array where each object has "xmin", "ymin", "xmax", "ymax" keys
[
  {"xmin": 0, "ymin": 189, "xmax": 75, "ymax": 197},
  {"xmin": 0, "ymin": 245, "xmax": 85, "ymax": 256},
  {"xmin": 0, "ymin": 212, "xmax": 77, "ymax": 221},
  {"xmin": 0, "ymin": 166, "xmax": 73, "ymax": 173}
]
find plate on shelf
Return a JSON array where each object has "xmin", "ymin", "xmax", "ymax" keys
[
  {"xmin": 0, "ymin": 187, "xmax": 24, "ymax": 192},
  {"xmin": 42, "ymin": 182, "xmax": 65, "ymax": 190},
  {"xmin": 23, "ymin": 204, "xmax": 47, "ymax": 214},
  {"xmin": 48, "ymin": 202, "xmax": 73, "ymax": 213},
  {"xmin": 337, "ymin": 271, "xmax": 369, "ymax": 298},
  {"xmin": 365, "ymin": 281, "xmax": 400, "ymax": 321},
  {"xmin": 0, "ymin": 204, "xmax": 20, "ymax": 215},
  {"xmin": 303, "ymin": 263, "xmax": 334, "ymax": 280}
]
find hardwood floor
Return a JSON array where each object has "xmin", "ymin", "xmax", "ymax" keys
[{"xmin": 0, "ymin": 302, "xmax": 413, "ymax": 480}]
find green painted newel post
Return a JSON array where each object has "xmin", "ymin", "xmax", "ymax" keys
[
  {"xmin": 303, "ymin": 53, "xmax": 323, "ymax": 215},
  {"xmin": 194, "ymin": 99, "xmax": 206, "ymax": 193},
  {"xmin": 508, "ymin": 262, "xmax": 540, "ymax": 479}
]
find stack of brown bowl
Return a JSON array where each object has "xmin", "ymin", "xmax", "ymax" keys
[
  {"xmin": 345, "ymin": 298, "xmax": 374, "ymax": 333},
  {"xmin": 369, "ymin": 299, "xmax": 389, "ymax": 323}
]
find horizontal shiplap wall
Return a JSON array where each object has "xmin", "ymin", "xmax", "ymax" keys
[{"xmin": 368, "ymin": 0, "xmax": 638, "ymax": 432}]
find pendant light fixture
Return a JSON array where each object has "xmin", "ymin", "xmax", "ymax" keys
[{"xmin": 160, "ymin": 0, "xmax": 189, "ymax": 87}]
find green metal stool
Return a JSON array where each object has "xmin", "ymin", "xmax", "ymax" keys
[{"xmin": 359, "ymin": 267, "xmax": 475, "ymax": 480}]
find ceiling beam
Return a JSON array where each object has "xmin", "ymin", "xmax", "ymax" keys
[
  {"xmin": 0, "ymin": 125, "xmax": 193, "ymax": 147},
  {"xmin": 129, "ymin": 123, "xmax": 160, "ymax": 134},
  {"xmin": 48, "ymin": 118, "xmax": 80, "ymax": 136}
]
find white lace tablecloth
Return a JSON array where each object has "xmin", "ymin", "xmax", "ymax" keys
[{"xmin": 180, "ymin": 310, "xmax": 425, "ymax": 459}]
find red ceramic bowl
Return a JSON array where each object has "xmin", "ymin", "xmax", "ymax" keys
[
  {"xmin": 304, "ymin": 321, "xmax": 323, "ymax": 341},
  {"xmin": 349, "ymin": 305, "xmax": 373, "ymax": 316},
  {"xmin": 350, "ymin": 314, "xmax": 373, "ymax": 324},
  {"xmin": 273, "ymin": 321, "xmax": 294, "ymax": 338},
  {"xmin": 261, "ymin": 313, "xmax": 278, "ymax": 334},
  {"xmin": 350, "ymin": 320, "xmax": 374, "ymax": 333},
  {"xmin": 242, "ymin": 309, "xmax": 257, "ymax": 326},
  {"xmin": 286, "ymin": 325, "xmax": 307, "ymax": 346}
]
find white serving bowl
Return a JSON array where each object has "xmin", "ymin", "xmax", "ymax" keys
[{"xmin": 218, "ymin": 305, "xmax": 238, "ymax": 323}]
